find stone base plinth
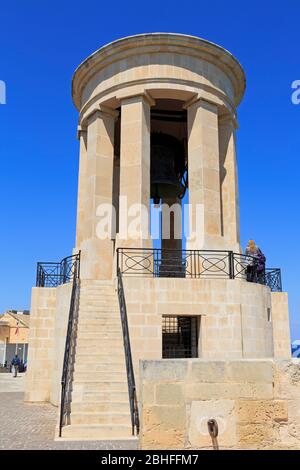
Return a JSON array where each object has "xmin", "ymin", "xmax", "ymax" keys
[{"xmin": 139, "ymin": 359, "xmax": 300, "ymax": 450}]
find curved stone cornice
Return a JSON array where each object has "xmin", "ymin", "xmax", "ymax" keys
[{"xmin": 72, "ymin": 33, "xmax": 246, "ymax": 111}]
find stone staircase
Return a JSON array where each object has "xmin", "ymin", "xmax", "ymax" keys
[{"xmin": 61, "ymin": 280, "xmax": 134, "ymax": 440}]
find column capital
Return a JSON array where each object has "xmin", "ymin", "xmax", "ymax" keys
[
  {"xmin": 77, "ymin": 125, "xmax": 87, "ymax": 140},
  {"xmin": 219, "ymin": 112, "xmax": 239, "ymax": 130},
  {"xmin": 80, "ymin": 106, "xmax": 119, "ymax": 129},
  {"xmin": 118, "ymin": 90, "xmax": 155, "ymax": 107},
  {"xmin": 183, "ymin": 96, "xmax": 218, "ymax": 112},
  {"xmin": 99, "ymin": 104, "xmax": 119, "ymax": 119}
]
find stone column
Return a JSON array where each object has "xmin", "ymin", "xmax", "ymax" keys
[
  {"xmin": 80, "ymin": 108, "xmax": 117, "ymax": 280},
  {"xmin": 75, "ymin": 127, "xmax": 87, "ymax": 249},
  {"xmin": 118, "ymin": 94, "xmax": 152, "ymax": 248},
  {"xmin": 219, "ymin": 115, "xmax": 241, "ymax": 252},
  {"xmin": 186, "ymin": 98, "xmax": 222, "ymax": 250}
]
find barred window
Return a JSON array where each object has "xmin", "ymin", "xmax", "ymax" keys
[{"xmin": 162, "ymin": 316, "xmax": 198, "ymax": 358}]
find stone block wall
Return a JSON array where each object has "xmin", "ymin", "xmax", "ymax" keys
[
  {"xmin": 139, "ymin": 359, "xmax": 300, "ymax": 450},
  {"xmin": 24, "ymin": 287, "xmax": 57, "ymax": 402},
  {"xmin": 271, "ymin": 292, "xmax": 291, "ymax": 358},
  {"xmin": 24, "ymin": 283, "xmax": 71, "ymax": 404},
  {"xmin": 123, "ymin": 277, "xmax": 280, "ymax": 385}
]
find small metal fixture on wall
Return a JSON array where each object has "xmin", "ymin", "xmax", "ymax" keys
[{"xmin": 207, "ymin": 419, "xmax": 219, "ymax": 450}]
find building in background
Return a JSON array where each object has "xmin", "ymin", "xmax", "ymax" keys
[{"xmin": 0, "ymin": 311, "xmax": 30, "ymax": 366}]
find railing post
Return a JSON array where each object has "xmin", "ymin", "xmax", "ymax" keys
[
  {"xmin": 153, "ymin": 249, "xmax": 156, "ymax": 278},
  {"xmin": 229, "ymin": 251, "xmax": 235, "ymax": 279},
  {"xmin": 77, "ymin": 251, "xmax": 81, "ymax": 279},
  {"xmin": 116, "ymin": 248, "xmax": 120, "ymax": 274},
  {"xmin": 36, "ymin": 264, "xmax": 40, "ymax": 287},
  {"xmin": 62, "ymin": 258, "xmax": 67, "ymax": 284},
  {"xmin": 278, "ymin": 269, "xmax": 282, "ymax": 292}
]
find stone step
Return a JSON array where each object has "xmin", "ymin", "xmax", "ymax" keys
[
  {"xmin": 80, "ymin": 312, "xmax": 121, "ymax": 325},
  {"xmin": 61, "ymin": 424, "xmax": 134, "ymax": 440},
  {"xmin": 72, "ymin": 380, "xmax": 128, "ymax": 392},
  {"xmin": 80, "ymin": 298, "xmax": 119, "ymax": 309},
  {"xmin": 75, "ymin": 344, "xmax": 124, "ymax": 351},
  {"xmin": 76, "ymin": 338, "xmax": 124, "ymax": 348},
  {"xmin": 78, "ymin": 318, "xmax": 120, "ymax": 324},
  {"xmin": 80, "ymin": 280, "xmax": 114, "ymax": 286},
  {"xmin": 74, "ymin": 363, "xmax": 126, "ymax": 373},
  {"xmin": 79, "ymin": 298, "xmax": 117, "ymax": 303},
  {"xmin": 76, "ymin": 330, "xmax": 122, "ymax": 338},
  {"xmin": 79, "ymin": 303, "xmax": 119, "ymax": 308},
  {"xmin": 73, "ymin": 371, "xmax": 127, "ymax": 381},
  {"xmin": 77, "ymin": 321, "xmax": 121, "ymax": 328},
  {"xmin": 77, "ymin": 317, "xmax": 120, "ymax": 323},
  {"xmin": 79, "ymin": 312, "xmax": 119, "ymax": 318},
  {"xmin": 80, "ymin": 291, "xmax": 117, "ymax": 297},
  {"xmin": 75, "ymin": 350, "xmax": 124, "ymax": 358},
  {"xmin": 79, "ymin": 306, "xmax": 119, "ymax": 311},
  {"xmin": 74, "ymin": 353, "xmax": 125, "ymax": 363},
  {"xmin": 70, "ymin": 411, "xmax": 131, "ymax": 425},
  {"xmin": 77, "ymin": 322, "xmax": 121, "ymax": 329},
  {"xmin": 77, "ymin": 324, "xmax": 121, "ymax": 330},
  {"xmin": 76, "ymin": 335, "xmax": 122, "ymax": 342},
  {"xmin": 75, "ymin": 353, "xmax": 124, "ymax": 361},
  {"xmin": 71, "ymin": 390, "xmax": 129, "ymax": 403},
  {"xmin": 80, "ymin": 299, "xmax": 118, "ymax": 305},
  {"xmin": 78, "ymin": 309, "xmax": 119, "ymax": 315},
  {"xmin": 79, "ymin": 293, "xmax": 118, "ymax": 299},
  {"xmin": 79, "ymin": 303, "xmax": 117, "ymax": 308},
  {"xmin": 71, "ymin": 401, "xmax": 129, "ymax": 413},
  {"xmin": 77, "ymin": 331, "xmax": 122, "ymax": 339}
]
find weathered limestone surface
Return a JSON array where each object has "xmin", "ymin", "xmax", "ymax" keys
[
  {"xmin": 24, "ymin": 284, "xmax": 71, "ymax": 403},
  {"xmin": 186, "ymin": 99, "xmax": 223, "ymax": 250},
  {"xmin": 79, "ymin": 110, "xmax": 116, "ymax": 280},
  {"xmin": 218, "ymin": 116, "xmax": 240, "ymax": 251},
  {"xmin": 271, "ymin": 292, "xmax": 291, "ymax": 359},
  {"xmin": 140, "ymin": 359, "xmax": 300, "ymax": 450},
  {"xmin": 24, "ymin": 287, "xmax": 57, "ymax": 402},
  {"xmin": 123, "ymin": 277, "xmax": 276, "ymax": 376},
  {"xmin": 117, "ymin": 95, "xmax": 152, "ymax": 248}
]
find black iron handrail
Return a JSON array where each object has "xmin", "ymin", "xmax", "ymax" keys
[
  {"xmin": 36, "ymin": 253, "xmax": 80, "ymax": 287},
  {"xmin": 59, "ymin": 254, "xmax": 80, "ymax": 437},
  {"xmin": 117, "ymin": 267, "xmax": 139, "ymax": 435},
  {"xmin": 117, "ymin": 248, "xmax": 282, "ymax": 292}
]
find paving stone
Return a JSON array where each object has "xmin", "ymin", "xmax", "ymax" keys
[{"xmin": 0, "ymin": 374, "xmax": 138, "ymax": 450}]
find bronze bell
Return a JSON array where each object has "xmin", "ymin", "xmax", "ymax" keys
[{"xmin": 150, "ymin": 133, "xmax": 185, "ymax": 204}]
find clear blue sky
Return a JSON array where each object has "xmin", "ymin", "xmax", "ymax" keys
[{"xmin": 0, "ymin": 1, "xmax": 299, "ymax": 339}]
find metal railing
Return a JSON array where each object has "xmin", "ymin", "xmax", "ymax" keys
[
  {"xmin": 59, "ymin": 253, "xmax": 80, "ymax": 437},
  {"xmin": 117, "ymin": 268, "xmax": 140, "ymax": 435},
  {"xmin": 265, "ymin": 268, "xmax": 282, "ymax": 292},
  {"xmin": 36, "ymin": 253, "xmax": 80, "ymax": 287},
  {"xmin": 117, "ymin": 248, "xmax": 282, "ymax": 292}
]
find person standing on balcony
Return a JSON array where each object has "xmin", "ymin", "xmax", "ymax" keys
[
  {"xmin": 245, "ymin": 240, "xmax": 260, "ymax": 282},
  {"xmin": 256, "ymin": 248, "xmax": 266, "ymax": 284}
]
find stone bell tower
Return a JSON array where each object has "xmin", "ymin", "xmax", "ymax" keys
[
  {"xmin": 73, "ymin": 33, "xmax": 244, "ymax": 281},
  {"xmin": 25, "ymin": 34, "xmax": 293, "ymax": 447}
]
